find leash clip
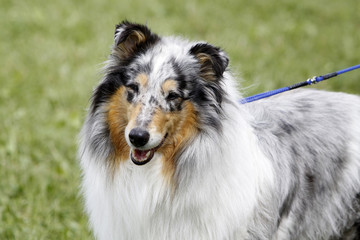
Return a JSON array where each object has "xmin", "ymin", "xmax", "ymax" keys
[{"xmin": 307, "ymin": 76, "xmax": 317, "ymax": 85}]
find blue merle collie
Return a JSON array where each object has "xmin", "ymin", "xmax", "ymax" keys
[{"xmin": 79, "ymin": 21, "xmax": 360, "ymax": 239}]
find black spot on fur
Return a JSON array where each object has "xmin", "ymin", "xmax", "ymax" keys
[
  {"xmin": 280, "ymin": 120, "xmax": 296, "ymax": 135},
  {"xmin": 356, "ymin": 193, "xmax": 360, "ymax": 200},
  {"xmin": 149, "ymin": 96, "xmax": 158, "ymax": 105},
  {"xmin": 278, "ymin": 186, "xmax": 297, "ymax": 225},
  {"xmin": 305, "ymin": 173, "xmax": 315, "ymax": 184},
  {"xmin": 296, "ymin": 100, "xmax": 314, "ymax": 113},
  {"xmin": 290, "ymin": 145, "xmax": 300, "ymax": 157},
  {"xmin": 170, "ymin": 59, "xmax": 187, "ymax": 89},
  {"xmin": 305, "ymin": 171, "xmax": 316, "ymax": 197}
]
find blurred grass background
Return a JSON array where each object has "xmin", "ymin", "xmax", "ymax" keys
[{"xmin": 0, "ymin": 0, "xmax": 359, "ymax": 238}]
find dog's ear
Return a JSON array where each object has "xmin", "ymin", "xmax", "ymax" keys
[
  {"xmin": 189, "ymin": 43, "xmax": 229, "ymax": 82},
  {"xmin": 113, "ymin": 21, "xmax": 159, "ymax": 60}
]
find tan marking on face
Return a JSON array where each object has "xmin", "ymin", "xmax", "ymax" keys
[
  {"xmin": 136, "ymin": 73, "xmax": 148, "ymax": 88},
  {"xmin": 161, "ymin": 79, "xmax": 178, "ymax": 94},
  {"xmin": 126, "ymin": 103, "xmax": 142, "ymax": 130},
  {"xmin": 149, "ymin": 101, "xmax": 199, "ymax": 185},
  {"xmin": 107, "ymin": 87, "xmax": 130, "ymax": 165}
]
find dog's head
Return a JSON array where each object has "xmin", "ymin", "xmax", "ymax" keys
[{"xmin": 88, "ymin": 21, "xmax": 229, "ymax": 174}]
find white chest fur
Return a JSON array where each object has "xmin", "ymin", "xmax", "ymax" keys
[{"xmin": 81, "ymin": 118, "xmax": 274, "ymax": 240}]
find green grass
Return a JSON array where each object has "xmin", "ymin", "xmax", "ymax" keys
[{"xmin": 0, "ymin": 0, "xmax": 359, "ymax": 238}]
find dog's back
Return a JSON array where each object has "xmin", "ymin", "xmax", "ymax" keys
[{"xmin": 246, "ymin": 89, "xmax": 360, "ymax": 239}]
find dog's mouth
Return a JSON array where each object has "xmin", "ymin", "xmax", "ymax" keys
[{"xmin": 130, "ymin": 134, "xmax": 167, "ymax": 165}]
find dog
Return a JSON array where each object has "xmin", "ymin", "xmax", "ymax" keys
[{"xmin": 79, "ymin": 21, "xmax": 360, "ymax": 239}]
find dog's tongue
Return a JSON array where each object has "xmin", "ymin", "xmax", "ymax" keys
[
  {"xmin": 134, "ymin": 149, "xmax": 151, "ymax": 160},
  {"xmin": 131, "ymin": 149, "xmax": 155, "ymax": 165}
]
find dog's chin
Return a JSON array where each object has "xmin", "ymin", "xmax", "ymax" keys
[{"xmin": 130, "ymin": 134, "xmax": 167, "ymax": 165}]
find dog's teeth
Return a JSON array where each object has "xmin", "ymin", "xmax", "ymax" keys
[{"xmin": 131, "ymin": 149, "xmax": 153, "ymax": 162}]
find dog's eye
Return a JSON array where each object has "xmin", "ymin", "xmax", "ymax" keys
[
  {"xmin": 125, "ymin": 84, "xmax": 139, "ymax": 102},
  {"xmin": 126, "ymin": 84, "xmax": 139, "ymax": 93},
  {"xmin": 166, "ymin": 91, "xmax": 181, "ymax": 101}
]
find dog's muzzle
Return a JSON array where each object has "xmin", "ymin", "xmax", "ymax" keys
[{"xmin": 128, "ymin": 128, "xmax": 167, "ymax": 165}]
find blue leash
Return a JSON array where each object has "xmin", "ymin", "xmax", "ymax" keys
[{"xmin": 240, "ymin": 64, "xmax": 360, "ymax": 104}]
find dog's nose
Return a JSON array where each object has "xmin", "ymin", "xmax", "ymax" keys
[{"xmin": 129, "ymin": 128, "xmax": 150, "ymax": 147}]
